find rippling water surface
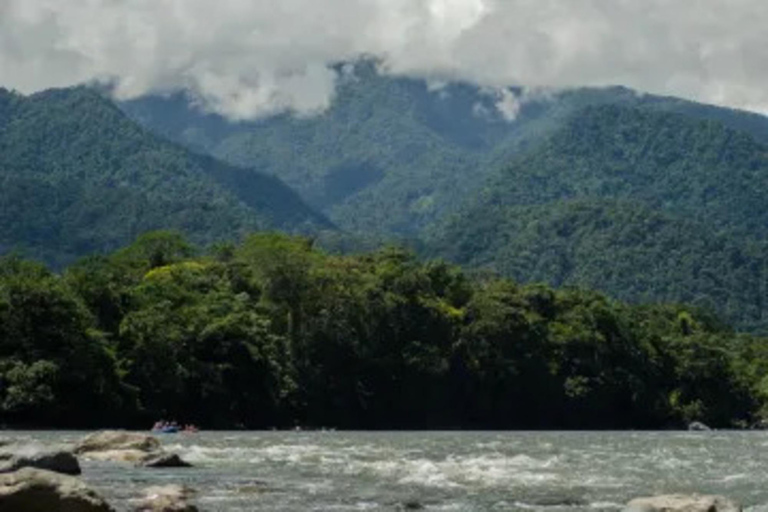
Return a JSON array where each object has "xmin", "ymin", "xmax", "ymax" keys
[{"xmin": 5, "ymin": 431, "xmax": 768, "ymax": 511}]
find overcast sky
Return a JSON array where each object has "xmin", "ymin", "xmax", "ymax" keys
[{"xmin": 1, "ymin": 0, "xmax": 766, "ymax": 119}]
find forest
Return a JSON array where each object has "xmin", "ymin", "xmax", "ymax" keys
[
  {"xmin": 0, "ymin": 86, "xmax": 328, "ymax": 268},
  {"xmin": 2, "ymin": 230, "xmax": 767, "ymax": 430}
]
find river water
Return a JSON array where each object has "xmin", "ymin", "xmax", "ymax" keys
[{"xmin": 4, "ymin": 431, "xmax": 768, "ymax": 511}]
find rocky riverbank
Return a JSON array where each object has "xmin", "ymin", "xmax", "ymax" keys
[
  {"xmin": 0, "ymin": 430, "xmax": 196, "ymax": 511},
  {"xmin": 0, "ymin": 430, "xmax": 749, "ymax": 511}
]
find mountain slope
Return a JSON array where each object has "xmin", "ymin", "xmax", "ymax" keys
[
  {"xmin": 0, "ymin": 87, "xmax": 330, "ymax": 267},
  {"xmin": 440, "ymin": 104, "xmax": 768, "ymax": 238},
  {"xmin": 121, "ymin": 64, "xmax": 577, "ymax": 234},
  {"xmin": 429, "ymin": 104, "xmax": 768, "ymax": 332},
  {"xmin": 121, "ymin": 64, "xmax": 768, "ymax": 237},
  {"xmin": 432, "ymin": 199, "xmax": 768, "ymax": 331}
]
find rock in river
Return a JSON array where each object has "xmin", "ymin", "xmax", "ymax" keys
[
  {"xmin": 624, "ymin": 494, "xmax": 741, "ymax": 512},
  {"xmin": 134, "ymin": 485, "xmax": 198, "ymax": 512},
  {"xmin": 0, "ymin": 445, "xmax": 81, "ymax": 475},
  {"xmin": 75, "ymin": 431, "xmax": 161, "ymax": 454},
  {"xmin": 0, "ymin": 467, "xmax": 113, "ymax": 511},
  {"xmin": 137, "ymin": 453, "xmax": 193, "ymax": 468},
  {"xmin": 75, "ymin": 431, "xmax": 161, "ymax": 462}
]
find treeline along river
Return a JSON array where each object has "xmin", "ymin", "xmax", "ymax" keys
[
  {"xmin": 3, "ymin": 231, "xmax": 768, "ymax": 430},
  {"xmin": 4, "ymin": 430, "xmax": 768, "ymax": 511}
]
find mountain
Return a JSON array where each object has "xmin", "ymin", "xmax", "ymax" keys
[
  {"xmin": 0, "ymin": 86, "xmax": 330, "ymax": 267},
  {"xmin": 439, "ymin": 104, "xmax": 768, "ymax": 238},
  {"xmin": 431, "ymin": 199, "xmax": 768, "ymax": 332},
  {"xmin": 429, "ymin": 105, "xmax": 768, "ymax": 331},
  {"xmin": 120, "ymin": 67, "xmax": 768, "ymax": 332},
  {"xmin": 121, "ymin": 62, "xmax": 575, "ymax": 235},
  {"xmin": 121, "ymin": 62, "xmax": 768, "ymax": 237}
]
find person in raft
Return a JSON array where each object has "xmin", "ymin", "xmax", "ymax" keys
[{"xmin": 152, "ymin": 420, "xmax": 198, "ymax": 432}]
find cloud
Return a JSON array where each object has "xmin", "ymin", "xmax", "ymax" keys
[{"xmin": 2, "ymin": 0, "xmax": 767, "ymax": 119}]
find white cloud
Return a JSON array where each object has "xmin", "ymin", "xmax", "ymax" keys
[{"xmin": 2, "ymin": 0, "xmax": 768, "ymax": 119}]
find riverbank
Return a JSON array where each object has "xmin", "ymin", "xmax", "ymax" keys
[{"xmin": 1, "ymin": 430, "xmax": 765, "ymax": 511}]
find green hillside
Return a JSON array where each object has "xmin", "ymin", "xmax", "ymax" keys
[
  {"xmin": 451, "ymin": 105, "xmax": 768, "ymax": 236},
  {"xmin": 121, "ymin": 63, "xmax": 573, "ymax": 234},
  {"xmin": 0, "ymin": 87, "xmax": 330, "ymax": 267},
  {"xmin": 122, "ymin": 70, "xmax": 768, "ymax": 332},
  {"xmin": 432, "ymin": 199, "xmax": 768, "ymax": 332},
  {"xmin": 429, "ymin": 105, "xmax": 768, "ymax": 332},
  {"xmin": 121, "ymin": 64, "xmax": 768, "ymax": 237}
]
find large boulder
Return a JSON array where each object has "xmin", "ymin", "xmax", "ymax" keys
[
  {"xmin": 75, "ymin": 431, "xmax": 161, "ymax": 463},
  {"xmin": 624, "ymin": 494, "xmax": 741, "ymax": 512},
  {"xmin": 688, "ymin": 422, "xmax": 712, "ymax": 432},
  {"xmin": 137, "ymin": 453, "xmax": 193, "ymax": 468},
  {"xmin": 0, "ymin": 467, "xmax": 113, "ymax": 511},
  {"xmin": 134, "ymin": 485, "xmax": 198, "ymax": 512},
  {"xmin": 75, "ymin": 431, "xmax": 161, "ymax": 454},
  {"xmin": 0, "ymin": 446, "xmax": 81, "ymax": 475}
]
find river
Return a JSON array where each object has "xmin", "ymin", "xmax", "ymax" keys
[{"xmin": 4, "ymin": 431, "xmax": 768, "ymax": 511}]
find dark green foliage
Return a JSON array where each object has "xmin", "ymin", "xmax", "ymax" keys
[
  {"xmin": 121, "ymin": 67, "xmax": 768, "ymax": 239},
  {"xmin": 2, "ymin": 232, "xmax": 766, "ymax": 430},
  {"xmin": 0, "ymin": 255, "xmax": 130, "ymax": 426},
  {"xmin": 429, "ymin": 104, "xmax": 768, "ymax": 333},
  {"xmin": 0, "ymin": 86, "xmax": 330, "ymax": 268},
  {"xmin": 120, "ymin": 64, "xmax": 572, "ymax": 235},
  {"xmin": 122, "ymin": 69, "xmax": 768, "ymax": 333},
  {"xmin": 432, "ymin": 200, "xmax": 768, "ymax": 332}
]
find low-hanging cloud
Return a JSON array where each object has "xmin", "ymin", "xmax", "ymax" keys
[{"xmin": 2, "ymin": 0, "xmax": 767, "ymax": 119}]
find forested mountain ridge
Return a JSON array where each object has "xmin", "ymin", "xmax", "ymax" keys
[
  {"xmin": 431, "ymin": 199, "xmax": 768, "ymax": 332},
  {"xmin": 430, "ymin": 105, "xmax": 768, "ymax": 332},
  {"xmin": 457, "ymin": 105, "xmax": 768, "ymax": 237},
  {"xmin": 121, "ymin": 63, "xmax": 585, "ymax": 234},
  {"xmin": 121, "ymin": 63, "xmax": 768, "ymax": 237},
  {"xmin": 0, "ymin": 86, "xmax": 330, "ymax": 267}
]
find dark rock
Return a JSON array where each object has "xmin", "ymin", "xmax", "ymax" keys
[
  {"xmin": 0, "ymin": 467, "xmax": 113, "ymax": 511},
  {"xmin": 688, "ymin": 421, "xmax": 712, "ymax": 431},
  {"xmin": 0, "ymin": 448, "xmax": 81, "ymax": 475},
  {"xmin": 395, "ymin": 501, "xmax": 425, "ymax": 510},
  {"xmin": 624, "ymin": 494, "xmax": 741, "ymax": 512},
  {"xmin": 138, "ymin": 453, "xmax": 192, "ymax": 468}
]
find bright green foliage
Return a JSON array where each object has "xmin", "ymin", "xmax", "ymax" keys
[
  {"xmin": 2, "ymin": 232, "xmax": 767, "ymax": 429},
  {"xmin": 0, "ymin": 87, "xmax": 330, "ymax": 268}
]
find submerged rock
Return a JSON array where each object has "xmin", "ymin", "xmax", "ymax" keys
[
  {"xmin": 0, "ymin": 467, "xmax": 113, "ymax": 511},
  {"xmin": 138, "ymin": 453, "xmax": 193, "ymax": 468},
  {"xmin": 134, "ymin": 485, "xmax": 198, "ymax": 512},
  {"xmin": 0, "ymin": 447, "xmax": 81, "ymax": 475},
  {"xmin": 624, "ymin": 494, "xmax": 741, "ymax": 512}
]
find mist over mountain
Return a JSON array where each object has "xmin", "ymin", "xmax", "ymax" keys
[
  {"xmin": 0, "ymin": 86, "xmax": 330, "ymax": 267},
  {"xmin": 122, "ymin": 64, "xmax": 768, "ymax": 235}
]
